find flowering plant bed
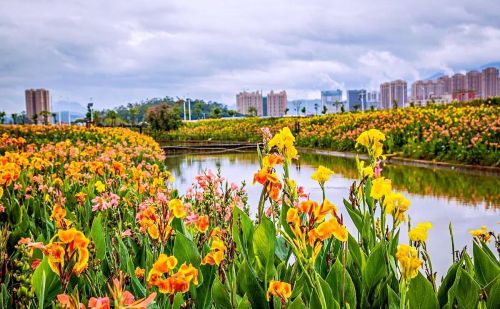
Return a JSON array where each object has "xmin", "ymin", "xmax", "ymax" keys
[
  {"xmin": 155, "ymin": 100, "xmax": 500, "ymax": 166},
  {"xmin": 0, "ymin": 125, "xmax": 498, "ymax": 308}
]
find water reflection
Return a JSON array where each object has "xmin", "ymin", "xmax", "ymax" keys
[
  {"xmin": 165, "ymin": 152, "xmax": 499, "ymax": 277},
  {"xmin": 167, "ymin": 152, "xmax": 500, "ymax": 209}
]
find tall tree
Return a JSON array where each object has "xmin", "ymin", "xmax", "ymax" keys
[
  {"xmin": 129, "ymin": 107, "xmax": 139, "ymax": 126},
  {"xmin": 107, "ymin": 110, "xmax": 118, "ymax": 127},
  {"xmin": 39, "ymin": 111, "xmax": 51, "ymax": 125},
  {"xmin": 11, "ymin": 113, "xmax": 18, "ymax": 124},
  {"xmin": 32, "ymin": 114, "xmax": 38, "ymax": 125},
  {"xmin": 247, "ymin": 106, "xmax": 257, "ymax": 117},
  {"xmin": 0, "ymin": 111, "xmax": 5, "ymax": 124}
]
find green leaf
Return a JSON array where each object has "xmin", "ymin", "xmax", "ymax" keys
[
  {"xmin": 348, "ymin": 234, "xmax": 366, "ymax": 270},
  {"xmin": 387, "ymin": 285, "xmax": 400, "ymax": 309},
  {"xmin": 237, "ymin": 293, "xmax": 253, "ymax": 309},
  {"xmin": 326, "ymin": 259, "xmax": 357, "ymax": 308},
  {"xmin": 237, "ymin": 261, "xmax": 268, "ymax": 309},
  {"xmin": 172, "ymin": 292, "xmax": 184, "ymax": 309},
  {"xmin": 437, "ymin": 262, "xmax": 459, "ymax": 307},
  {"xmin": 31, "ymin": 257, "xmax": 60, "ymax": 308},
  {"xmin": 212, "ymin": 276, "xmax": 231, "ymax": 309},
  {"xmin": 343, "ymin": 199, "xmax": 363, "ymax": 232},
  {"xmin": 90, "ymin": 213, "xmax": 106, "ymax": 260},
  {"xmin": 408, "ymin": 272, "xmax": 438, "ymax": 309},
  {"xmin": 309, "ymin": 276, "xmax": 339, "ymax": 309},
  {"xmin": 252, "ymin": 217, "xmax": 276, "ymax": 281},
  {"xmin": 473, "ymin": 241, "xmax": 500, "ymax": 287},
  {"xmin": 232, "ymin": 207, "xmax": 254, "ymax": 260},
  {"xmin": 449, "ymin": 267, "xmax": 481, "ymax": 309},
  {"xmin": 287, "ymin": 294, "xmax": 306, "ymax": 309},
  {"xmin": 362, "ymin": 243, "xmax": 387, "ymax": 292},
  {"xmin": 486, "ymin": 276, "xmax": 500, "ymax": 309},
  {"xmin": 173, "ymin": 232, "xmax": 201, "ymax": 267}
]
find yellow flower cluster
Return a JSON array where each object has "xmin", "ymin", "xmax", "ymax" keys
[
  {"xmin": 383, "ymin": 192, "xmax": 411, "ymax": 224},
  {"xmin": 370, "ymin": 177, "xmax": 392, "ymax": 199},
  {"xmin": 266, "ymin": 280, "xmax": 292, "ymax": 303},
  {"xmin": 311, "ymin": 165, "xmax": 334, "ymax": 186},
  {"xmin": 469, "ymin": 225, "xmax": 491, "ymax": 243},
  {"xmin": 267, "ymin": 127, "xmax": 298, "ymax": 161},
  {"xmin": 356, "ymin": 129, "xmax": 386, "ymax": 159},
  {"xmin": 408, "ymin": 222, "xmax": 433, "ymax": 242},
  {"xmin": 45, "ymin": 228, "xmax": 90, "ymax": 277},
  {"xmin": 396, "ymin": 244, "xmax": 423, "ymax": 280},
  {"xmin": 147, "ymin": 254, "xmax": 199, "ymax": 294}
]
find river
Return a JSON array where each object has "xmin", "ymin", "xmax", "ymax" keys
[{"xmin": 165, "ymin": 151, "xmax": 499, "ymax": 278}]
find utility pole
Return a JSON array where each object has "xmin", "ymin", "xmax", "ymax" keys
[{"xmin": 188, "ymin": 98, "xmax": 191, "ymax": 121}]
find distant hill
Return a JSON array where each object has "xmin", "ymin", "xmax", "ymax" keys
[{"xmin": 52, "ymin": 100, "xmax": 86, "ymax": 113}]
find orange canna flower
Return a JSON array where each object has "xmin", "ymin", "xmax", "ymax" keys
[
  {"xmin": 195, "ymin": 215, "xmax": 209, "ymax": 233},
  {"xmin": 266, "ymin": 280, "xmax": 292, "ymax": 303},
  {"xmin": 152, "ymin": 254, "xmax": 177, "ymax": 274},
  {"xmin": 135, "ymin": 267, "xmax": 146, "ymax": 279}
]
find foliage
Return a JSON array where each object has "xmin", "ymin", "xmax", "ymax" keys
[
  {"xmin": 156, "ymin": 99, "xmax": 500, "ymax": 166},
  {"xmin": 0, "ymin": 124, "xmax": 498, "ymax": 308},
  {"xmin": 145, "ymin": 104, "xmax": 182, "ymax": 131}
]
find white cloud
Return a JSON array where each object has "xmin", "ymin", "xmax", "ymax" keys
[{"xmin": 0, "ymin": 0, "xmax": 499, "ymax": 113}]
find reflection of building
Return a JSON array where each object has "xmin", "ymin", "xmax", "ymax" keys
[
  {"xmin": 25, "ymin": 88, "xmax": 50, "ymax": 120},
  {"xmin": 380, "ymin": 80, "xmax": 407, "ymax": 109},
  {"xmin": 266, "ymin": 90, "xmax": 287, "ymax": 117},
  {"xmin": 320, "ymin": 89, "xmax": 342, "ymax": 113},
  {"xmin": 236, "ymin": 91, "xmax": 263, "ymax": 116}
]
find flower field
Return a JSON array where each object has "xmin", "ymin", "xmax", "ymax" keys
[
  {"xmin": 156, "ymin": 101, "xmax": 500, "ymax": 166},
  {"xmin": 0, "ymin": 125, "xmax": 499, "ymax": 308}
]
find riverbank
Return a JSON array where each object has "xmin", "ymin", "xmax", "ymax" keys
[{"xmin": 152, "ymin": 100, "xmax": 500, "ymax": 166}]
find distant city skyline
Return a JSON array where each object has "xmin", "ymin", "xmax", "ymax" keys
[{"xmin": 1, "ymin": 1, "xmax": 500, "ymax": 114}]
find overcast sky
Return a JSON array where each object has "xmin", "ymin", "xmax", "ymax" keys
[{"xmin": 1, "ymin": 0, "xmax": 499, "ymax": 113}]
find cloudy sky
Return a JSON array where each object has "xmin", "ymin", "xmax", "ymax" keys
[{"xmin": 1, "ymin": 0, "xmax": 500, "ymax": 113}]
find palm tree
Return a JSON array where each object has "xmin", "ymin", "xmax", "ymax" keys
[
  {"xmin": 392, "ymin": 99, "xmax": 399, "ymax": 109},
  {"xmin": 39, "ymin": 111, "xmax": 51, "ymax": 125},
  {"xmin": 107, "ymin": 110, "xmax": 118, "ymax": 127},
  {"xmin": 93, "ymin": 111, "xmax": 101, "ymax": 126},
  {"xmin": 322, "ymin": 105, "xmax": 328, "ymax": 115},
  {"xmin": 314, "ymin": 103, "xmax": 319, "ymax": 116},
  {"xmin": 52, "ymin": 113, "xmax": 57, "ymax": 124},
  {"xmin": 0, "ymin": 111, "xmax": 5, "ymax": 124},
  {"xmin": 301, "ymin": 106, "xmax": 306, "ymax": 115},
  {"xmin": 11, "ymin": 113, "xmax": 18, "ymax": 124},
  {"xmin": 32, "ymin": 114, "xmax": 39, "ymax": 125},
  {"xmin": 285, "ymin": 108, "xmax": 289, "ymax": 115},
  {"xmin": 129, "ymin": 107, "xmax": 138, "ymax": 126},
  {"xmin": 247, "ymin": 106, "xmax": 257, "ymax": 117},
  {"xmin": 194, "ymin": 102, "xmax": 203, "ymax": 119}
]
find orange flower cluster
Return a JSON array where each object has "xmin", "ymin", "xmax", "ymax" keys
[
  {"xmin": 266, "ymin": 280, "xmax": 292, "ymax": 303},
  {"xmin": 137, "ymin": 198, "xmax": 186, "ymax": 242},
  {"xmin": 44, "ymin": 228, "xmax": 90, "ymax": 277},
  {"xmin": 147, "ymin": 254, "xmax": 199, "ymax": 294},
  {"xmin": 253, "ymin": 154, "xmax": 285, "ymax": 201},
  {"xmin": 201, "ymin": 228, "xmax": 226, "ymax": 266},
  {"xmin": 286, "ymin": 200, "xmax": 347, "ymax": 260}
]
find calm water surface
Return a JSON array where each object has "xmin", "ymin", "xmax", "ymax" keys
[{"xmin": 165, "ymin": 152, "xmax": 499, "ymax": 277}]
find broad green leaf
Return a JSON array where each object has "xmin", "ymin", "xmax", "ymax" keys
[
  {"xmin": 31, "ymin": 257, "xmax": 60, "ymax": 308},
  {"xmin": 90, "ymin": 213, "xmax": 106, "ymax": 260},
  {"xmin": 173, "ymin": 232, "xmax": 201, "ymax": 267},
  {"xmin": 408, "ymin": 272, "xmax": 438, "ymax": 309},
  {"xmin": 287, "ymin": 294, "xmax": 306, "ymax": 309},
  {"xmin": 437, "ymin": 262, "xmax": 459, "ymax": 307},
  {"xmin": 449, "ymin": 267, "xmax": 481, "ymax": 309},
  {"xmin": 172, "ymin": 292, "xmax": 184, "ymax": 309},
  {"xmin": 237, "ymin": 261, "xmax": 268, "ymax": 309},
  {"xmin": 473, "ymin": 241, "xmax": 500, "ymax": 286},
  {"xmin": 232, "ymin": 207, "xmax": 254, "ymax": 260},
  {"xmin": 309, "ymin": 275, "xmax": 339, "ymax": 309},
  {"xmin": 348, "ymin": 234, "xmax": 366, "ymax": 269},
  {"xmin": 362, "ymin": 243, "xmax": 387, "ymax": 291},
  {"xmin": 326, "ymin": 259, "xmax": 357, "ymax": 308},
  {"xmin": 252, "ymin": 217, "xmax": 276, "ymax": 281},
  {"xmin": 212, "ymin": 276, "xmax": 231, "ymax": 309},
  {"xmin": 343, "ymin": 199, "xmax": 363, "ymax": 232},
  {"xmin": 387, "ymin": 285, "xmax": 400, "ymax": 309},
  {"xmin": 486, "ymin": 276, "xmax": 500, "ymax": 309},
  {"xmin": 237, "ymin": 293, "xmax": 252, "ymax": 309}
]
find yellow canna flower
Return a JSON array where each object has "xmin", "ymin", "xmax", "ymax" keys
[
  {"xmin": 95, "ymin": 181, "xmax": 105, "ymax": 193},
  {"xmin": 469, "ymin": 226, "xmax": 491, "ymax": 243},
  {"xmin": 396, "ymin": 244, "xmax": 422, "ymax": 280},
  {"xmin": 311, "ymin": 165, "xmax": 334, "ymax": 186},
  {"xmin": 408, "ymin": 222, "xmax": 433, "ymax": 242},
  {"xmin": 168, "ymin": 199, "xmax": 186, "ymax": 218},
  {"xmin": 370, "ymin": 177, "xmax": 392, "ymax": 200},
  {"xmin": 152, "ymin": 254, "xmax": 178, "ymax": 274}
]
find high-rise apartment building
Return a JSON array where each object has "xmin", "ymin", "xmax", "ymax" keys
[
  {"xmin": 236, "ymin": 91, "xmax": 263, "ymax": 116},
  {"xmin": 466, "ymin": 71, "xmax": 482, "ymax": 98},
  {"xmin": 25, "ymin": 88, "xmax": 50, "ymax": 120},
  {"xmin": 267, "ymin": 90, "xmax": 287, "ymax": 117},
  {"xmin": 482, "ymin": 67, "xmax": 499, "ymax": 98},
  {"xmin": 437, "ymin": 76, "xmax": 451, "ymax": 95},
  {"xmin": 380, "ymin": 80, "xmax": 407, "ymax": 109},
  {"xmin": 451, "ymin": 73, "xmax": 466, "ymax": 95}
]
